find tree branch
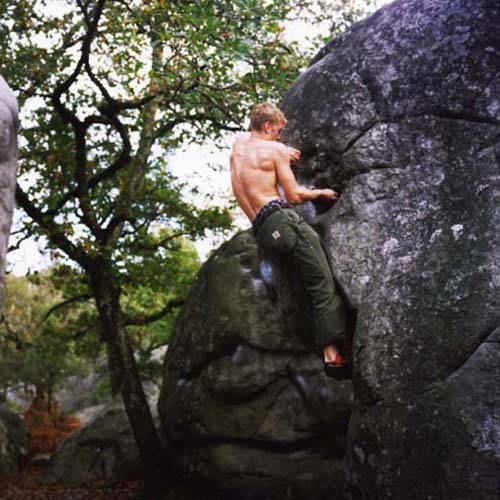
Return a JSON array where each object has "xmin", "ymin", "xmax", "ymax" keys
[
  {"xmin": 154, "ymin": 112, "xmax": 242, "ymax": 140},
  {"xmin": 7, "ymin": 232, "xmax": 33, "ymax": 253},
  {"xmin": 124, "ymin": 298, "xmax": 185, "ymax": 326},
  {"xmin": 45, "ymin": 0, "xmax": 113, "ymax": 229},
  {"xmin": 72, "ymin": 322, "xmax": 99, "ymax": 341},
  {"xmin": 101, "ymin": 25, "xmax": 163, "ymax": 247},
  {"xmin": 51, "ymin": 0, "xmax": 106, "ymax": 126},
  {"xmin": 74, "ymin": 122, "xmax": 105, "ymax": 240},
  {"xmin": 199, "ymin": 90, "xmax": 240, "ymax": 125},
  {"xmin": 15, "ymin": 184, "xmax": 90, "ymax": 268},
  {"xmin": 39, "ymin": 294, "xmax": 93, "ymax": 326},
  {"xmin": 133, "ymin": 232, "xmax": 190, "ymax": 252},
  {"xmin": 44, "ymin": 118, "xmax": 132, "ymax": 217}
]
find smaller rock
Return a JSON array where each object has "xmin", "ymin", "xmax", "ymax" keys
[
  {"xmin": 0, "ymin": 406, "xmax": 31, "ymax": 474},
  {"xmin": 41, "ymin": 400, "xmax": 144, "ymax": 484},
  {"xmin": 72, "ymin": 404, "xmax": 107, "ymax": 427}
]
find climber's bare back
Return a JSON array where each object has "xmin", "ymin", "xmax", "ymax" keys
[
  {"xmin": 230, "ymin": 103, "xmax": 344, "ymax": 367},
  {"xmin": 230, "ymin": 132, "xmax": 291, "ymax": 221}
]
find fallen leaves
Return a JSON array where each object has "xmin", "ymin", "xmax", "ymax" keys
[
  {"xmin": 0, "ymin": 397, "xmax": 143, "ymax": 498},
  {"xmin": 0, "ymin": 464, "xmax": 143, "ymax": 500},
  {"xmin": 24, "ymin": 396, "xmax": 82, "ymax": 455}
]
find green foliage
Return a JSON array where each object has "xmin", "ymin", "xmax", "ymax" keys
[
  {"xmin": 0, "ymin": 0, "xmax": 331, "ymax": 338},
  {"xmin": 0, "ymin": 254, "xmax": 197, "ymax": 398},
  {"xmin": 120, "ymin": 235, "xmax": 200, "ymax": 356},
  {"xmin": 0, "ymin": 0, "xmax": 380, "ymax": 269},
  {"xmin": 1, "ymin": 0, "xmax": 382, "ymax": 477},
  {"xmin": 0, "ymin": 0, "xmax": 379, "ymax": 401},
  {"xmin": 1, "ymin": 0, "xmax": 379, "ymax": 265},
  {"xmin": 0, "ymin": 272, "xmax": 94, "ymax": 397}
]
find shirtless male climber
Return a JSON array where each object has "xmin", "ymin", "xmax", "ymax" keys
[{"xmin": 230, "ymin": 102, "xmax": 350, "ymax": 380}]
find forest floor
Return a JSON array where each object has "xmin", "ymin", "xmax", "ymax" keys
[
  {"xmin": 0, "ymin": 464, "xmax": 143, "ymax": 499},
  {"xmin": 0, "ymin": 397, "xmax": 144, "ymax": 499}
]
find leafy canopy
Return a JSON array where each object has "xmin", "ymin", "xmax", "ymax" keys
[{"xmin": 0, "ymin": 0, "xmax": 381, "ymax": 351}]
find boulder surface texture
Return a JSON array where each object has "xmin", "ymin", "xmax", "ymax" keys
[
  {"xmin": 159, "ymin": 0, "xmax": 500, "ymax": 498},
  {"xmin": 41, "ymin": 401, "xmax": 143, "ymax": 484},
  {"xmin": 159, "ymin": 232, "xmax": 352, "ymax": 500},
  {"xmin": 0, "ymin": 75, "xmax": 17, "ymax": 309},
  {"xmin": 280, "ymin": 0, "xmax": 500, "ymax": 498},
  {"xmin": 0, "ymin": 406, "xmax": 31, "ymax": 474}
]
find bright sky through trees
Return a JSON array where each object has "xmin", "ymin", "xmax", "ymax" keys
[{"xmin": 7, "ymin": 0, "xmax": 393, "ymax": 275}]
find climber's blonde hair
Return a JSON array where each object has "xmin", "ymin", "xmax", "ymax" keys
[{"xmin": 250, "ymin": 102, "xmax": 286, "ymax": 131}]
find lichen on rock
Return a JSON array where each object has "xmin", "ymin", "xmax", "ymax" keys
[
  {"xmin": 158, "ymin": 232, "xmax": 352, "ymax": 500},
  {"xmin": 280, "ymin": 0, "xmax": 500, "ymax": 498},
  {"xmin": 158, "ymin": 0, "xmax": 500, "ymax": 498}
]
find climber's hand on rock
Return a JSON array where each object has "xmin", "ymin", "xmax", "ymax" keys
[
  {"xmin": 287, "ymin": 146, "xmax": 301, "ymax": 163},
  {"xmin": 320, "ymin": 189, "xmax": 338, "ymax": 200}
]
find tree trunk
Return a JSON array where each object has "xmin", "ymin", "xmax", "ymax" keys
[
  {"xmin": 35, "ymin": 384, "xmax": 47, "ymax": 402},
  {"xmin": 47, "ymin": 382, "xmax": 53, "ymax": 414},
  {"xmin": 89, "ymin": 262, "xmax": 174, "ymax": 496}
]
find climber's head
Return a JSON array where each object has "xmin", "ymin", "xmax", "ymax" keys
[{"xmin": 250, "ymin": 102, "xmax": 287, "ymax": 140}]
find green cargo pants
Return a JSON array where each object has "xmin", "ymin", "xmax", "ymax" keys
[{"xmin": 256, "ymin": 207, "xmax": 346, "ymax": 350}]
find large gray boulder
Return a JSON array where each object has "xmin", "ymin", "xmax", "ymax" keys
[
  {"xmin": 0, "ymin": 75, "xmax": 18, "ymax": 309},
  {"xmin": 0, "ymin": 406, "xmax": 31, "ymax": 474},
  {"xmin": 158, "ymin": 232, "xmax": 352, "ymax": 500},
  {"xmin": 280, "ymin": 0, "xmax": 500, "ymax": 498}
]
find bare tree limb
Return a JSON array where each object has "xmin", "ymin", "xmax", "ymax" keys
[
  {"xmin": 72, "ymin": 322, "xmax": 100, "ymax": 340},
  {"xmin": 124, "ymin": 298, "xmax": 185, "ymax": 326},
  {"xmin": 7, "ymin": 232, "xmax": 33, "ymax": 253},
  {"xmin": 43, "ymin": 0, "xmax": 114, "ymax": 229},
  {"xmin": 39, "ymin": 294, "xmax": 93, "ymax": 326},
  {"xmin": 44, "ymin": 119, "xmax": 132, "ymax": 217},
  {"xmin": 133, "ymin": 232, "xmax": 190, "ymax": 252},
  {"xmin": 15, "ymin": 184, "xmax": 90, "ymax": 268},
  {"xmin": 51, "ymin": 0, "xmax": 106, "ymax": 126}
]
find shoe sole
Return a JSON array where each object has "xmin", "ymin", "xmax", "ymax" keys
[{"xmin": 324, "ymin": 363, "xmax": 352, "ymax": 381}]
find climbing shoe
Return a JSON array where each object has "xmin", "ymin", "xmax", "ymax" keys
[{"xmin": 324, "ymin": 352, "xmax": 352, "ymax": 381}]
